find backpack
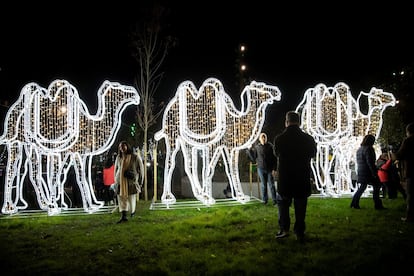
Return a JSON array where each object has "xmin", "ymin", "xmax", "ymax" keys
[{"xmin": 376, "ymin": 158, "xmax": 387, "ymax": 171}]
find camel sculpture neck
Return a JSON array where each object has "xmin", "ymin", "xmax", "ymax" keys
[
  {"xmin": 231, "ymin": 89, "xmax": 269, "ymax": 147},
  {"xmin": 74, "ymin": 87, "xmax": 137, "ymax": 154}
]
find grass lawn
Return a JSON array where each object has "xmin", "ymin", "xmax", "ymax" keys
[{"xmin": 1, "ymin": 196, "xmax": 413, "ymax": 275}]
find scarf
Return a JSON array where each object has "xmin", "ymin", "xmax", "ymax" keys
[{"xmin": 119, "ymin": 154, "xmax": 132, "ymax": 197}]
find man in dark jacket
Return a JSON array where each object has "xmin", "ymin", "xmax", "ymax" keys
[
  {"xmin": 396, "ymin": 122, "xmax": 414, "ymax": 222},
  {"xmin": 247, "ymin": 132, "xmax": 278, "ymax": 205},
  {"xmin": 350, "ymin": 134, "xmax": 385, "ymax": 210},
  {"xmin": 273, "ymin": 111, "xmax": 317, "ymax": 241}
]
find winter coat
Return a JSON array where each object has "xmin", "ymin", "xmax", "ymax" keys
[
  {"xmin": 396, "ymin": 135, "xmax": 414, "ymax": 179},
  {"xmin": 114, "ymin": 153, "xmax": 143, "ymax": 195},
  {"xmin": 247, "ymin": 142, "xmax": 277, "ymax": 171},
  {"xmin": 356, "ymin": 145, "xmax": 378, "ymax": 184},
  {"xmin": 273, "ymin": 125, "xmax": 317, "ymax": 197}
]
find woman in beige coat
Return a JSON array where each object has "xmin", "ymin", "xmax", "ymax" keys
[{"xmin": 114, "ymin": 141, "xmax": 144, "ymax": 223}]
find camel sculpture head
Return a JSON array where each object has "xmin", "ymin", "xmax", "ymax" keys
[
  {"xmin": 233, "ymin": 81, "xmax": 281, "ymax": 147},
  {"xmin": 355, "ymin": 87, "xmax": 396, "ymax": 137},
  {"xmin": 248, "ymin": 80, "xmax": 281, "ymax": 102},
  {"xmin": 238, "ymin": 81, "xmax": 281, "ymax": 111},
  {"xmin": 83, "ymin": 80, "xmax": 140, "ymax": 155}
]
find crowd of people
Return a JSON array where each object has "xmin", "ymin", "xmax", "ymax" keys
[
  {"xmin": 91, "ymin": 111, "xmax": 413, "ymax": 240},
  {"xmin": 349, "ymin": 122, "xmax": 413, "ymax": 223},
  {"xmin": 246, "ymin": 111, "xmax": 413, "ymax": 243}
]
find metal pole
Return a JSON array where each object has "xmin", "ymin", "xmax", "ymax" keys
[{"xmin": 153, "ymin": 144, "xmax": 157, "ymax": 203}]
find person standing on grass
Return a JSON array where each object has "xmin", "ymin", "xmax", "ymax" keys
[
  {"xmin": 395, "ymin": 122, "xmax": 414, "ymax": 222},
  {"xmin": 273, "ymin": 111, "xmax": 316, "ymax": 241},
  {"xmin": 389, "ymin": 159, "xmax": 407, "ymax": 200},
  {"xmin": 247, "ymin": 132, "xmax": 278, "ymax": 205},
  {"xmin": 114, "ymin": 141, "xmax": 144, "ymax": 223},
  {"xmin": 350, "ymin": 134, "xmax": 385, "ymax": 210},
  {"xmin": 376, "ymin": 152, "xmax": 392, "ymax": 198}
]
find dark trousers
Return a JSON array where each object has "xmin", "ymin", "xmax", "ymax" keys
[
  {"xmin": 257, "ymin": 167, "xmax": 277, "ymax": 204},
  {"xmin": 277, "ymin": 194, "xmax": 308, "ymax": 235},
  {"xmin": 351, "ymin": 182, "xmax": 383, "ymax": 208},
  {"xmin": 406, "ymin": 178, "xmax": 414, "ymax": 220}
]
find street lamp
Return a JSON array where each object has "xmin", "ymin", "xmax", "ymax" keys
[{"xmin": 237, "ymin": 43, "xmax": 248, "ymax": 91}]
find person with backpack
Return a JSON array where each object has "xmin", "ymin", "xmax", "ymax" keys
[{"xmin": 376, "ymin": 152, "xmax": 392, "ymax": 198}]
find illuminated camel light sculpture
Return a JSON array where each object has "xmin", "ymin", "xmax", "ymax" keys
[
  {"xmin": 296, "ymin": 82, "xmax": 395, "ymax": 196},
  {"xmin": 0, "ymin": 80, "xmax": 139, "ymax": 215},
  {"xmin": 154, "ymin": 78, "xmax": 281, "ymax": 206}
]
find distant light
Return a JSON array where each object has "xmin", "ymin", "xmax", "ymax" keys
[
  {"xmin": 240, "ymin": 64, "xmax": 247, "ymax": 71},
  {"xmin": 400, "ymin": 70, "xmax": 405, "ymax": 75},
  {"xmin": 240, "ymin": 45, "xmax": 246, "ymax": 52}
]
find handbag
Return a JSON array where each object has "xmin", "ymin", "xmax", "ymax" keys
[{"xmin": 124, "ymin": 170, "xmax": 135, "ymax": 180}]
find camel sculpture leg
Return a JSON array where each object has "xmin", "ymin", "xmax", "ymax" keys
[
  {"xmin": 70, "ymin": 155, "xmax": 104, "ymax": 212},
  {"xmin": 177, "ymin": 140, "xmax": 209, "ymax": 204},
  {"xmin": 228, "ymin": 150, "xmax": 250, "ymax": 203},
  {"xmin": 1, "ymin": 143, "xmax": 24, "ymax": 214},
  {"xmin": 84, "ymin": 156, "xmax": 105, "ymax": 211},
  {"xmin": 198, "ymin": 147, "xmax": 215, "ymax": 205},
  {"xmin": 26, "ymin": 147, "xmax": 52, "ymax": 211},
  {"xmin": 188, "ymin": 146, "xmax": 206, "ymax": 202},
  {"xmin": 1, "ymin": 143, "xmax": 50, "ymax": 214},
  {"xmin": 160, "ymin": 139, "xmax": 180, "ymax": 205},
  {"xmin": 218, "ymin": 148, "xmax": 249, "ymax": 203},
  {"xmin": 42, "ymin": 153, "xmax": 63, "ymax": 215},
  {"xmin": 58, "ymin": 156, "xmax": 77, "ymax": 209}
]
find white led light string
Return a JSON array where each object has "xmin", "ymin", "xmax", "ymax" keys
[
  {"xmin": 0, "ymin": 80, "xmax": 139, "ymax": 215},
  {"xmin": 155, "ymin": 78, "xmax": 281, "ymax": 206},
  {"xmin": 296, "ymin": 82, "xmax": 396, "ymax": 197}
]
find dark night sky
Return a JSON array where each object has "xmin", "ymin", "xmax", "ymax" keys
[{"xmin": 1, "ymin": 1, "xmax": 413, "ymax": 132}]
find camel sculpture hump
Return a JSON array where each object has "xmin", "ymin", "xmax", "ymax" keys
[
  {"xmin": 296, "ymin": 82, "xmax": 355, "ymax": 141},
  {"xmin": 29, "ymin": 80, "xmax": 80, "ymax": 151},
  {"xmin": 0, "ymin": 80, "xmax": 80, "ymax": 151},
  {"xmin": 155, "ymin": 78, "xmax": 226, "ymax": 146},
  {"xmin": 178, "ymin": 78, "xmax": 226, "ymax": 144}
]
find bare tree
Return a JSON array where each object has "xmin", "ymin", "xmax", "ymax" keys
[{"xmin": 129, "ymin": 2, "xmax": 176, "ymax": 201}]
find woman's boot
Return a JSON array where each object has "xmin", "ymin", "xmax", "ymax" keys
[{"xmin": 117, "ymin": 211, "xmax": 128, "ymax": 223}]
